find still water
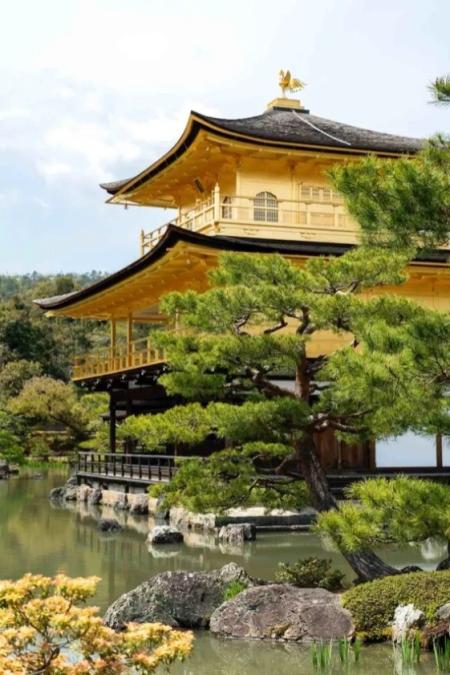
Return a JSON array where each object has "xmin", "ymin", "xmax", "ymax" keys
[{"xmin": 0, "ymin": 468, "xmax": 446, "ymax": 674}]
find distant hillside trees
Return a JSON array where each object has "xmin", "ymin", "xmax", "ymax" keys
[{"xmin": 0, "ymin": 272, "xmax": 109, "ymax": 461}]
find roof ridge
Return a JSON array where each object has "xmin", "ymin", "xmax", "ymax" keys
[{"xmin": 291, "ymin": 110, "xmax": 352, "ymax": 147}]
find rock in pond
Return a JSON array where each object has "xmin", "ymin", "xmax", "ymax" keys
[
  {"xmin": 88, "ymin": 487, "xmax": 102, "ymax": 506},
  {"xmin": 147, "ymin": 526, "xmax": 184, "ymax": 545},
  {"xmin": 104, "ymin": 562, "xmax": 255, "ymax": 630},
  {"xmin": 97, "ymin": 518, "xmax": 122, "ymax": 533},
  {"xmin": 49, "ymin": 478, "xmax": 78, "ymax": 502},
  {"xmin": 129, "ymin": 494, "xmax": 149, "ymax": 515},
  {"xmin": 218, "ymin": 523, "xmax": 256, "ymax": 543},
  {"xmin": 392, "ymin": 604, "xmax": 425, "ymax": 641},
  {"xmin": 437, "ymin": 602, "xmax": 450, "ymax": 622},
  {"xmin": 0, "ymin": 461, "xmax": 10, "ymax": 479},
  {"xmin": 210, "ymin": 584, "xmax": 354, "ymax": 641}
]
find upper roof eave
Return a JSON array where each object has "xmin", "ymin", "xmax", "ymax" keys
[{"xmin": 101, "ymin": 109, "xmax": 424, "ymax": 203}]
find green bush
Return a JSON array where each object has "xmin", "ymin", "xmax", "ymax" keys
[
  {"xmin": 275, "ymin": 557, "xmax": 345, "ymax": 591},
  {"xmin": 343, "ymin": 570, "xmax": 450, "ymax": 641},
  {"xmin": 223, "ymin": 580, "xmax": 248, "ymax": 601}
]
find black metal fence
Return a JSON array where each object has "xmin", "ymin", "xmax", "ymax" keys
[{"xmin": 76, "ymin": 452, "xmax": 176, "ymax": 482}]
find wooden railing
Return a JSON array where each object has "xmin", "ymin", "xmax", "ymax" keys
[
  {"xmin": 73, "ymin": 336, "xmax": 165, "ymax": 380},
  {"xmin": 76, "ymin": 452, "xmax": 176, "ymax": 483},
  {"xmin": 140, "ymin": 185, "xmax": 359, "ymax": 255}
]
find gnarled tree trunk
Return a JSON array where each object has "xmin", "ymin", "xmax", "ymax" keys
[{"xmin": 297, "ymin": 434, "xmax": 399, "ymax": 582}]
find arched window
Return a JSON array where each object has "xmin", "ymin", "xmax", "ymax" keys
[
  {"xmin": 254, "ymin": 191, "xmax": 278, "ymax": 222},
  {"xmin": 222, "ymin": 195, "xmax": 232, "ymax": 219}
]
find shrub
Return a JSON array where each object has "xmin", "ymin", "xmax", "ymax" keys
[
  {"xmin": 275, "ymin": 557, "xmax": 345, "ymax": 591},
  {"xmin": 223, "ymin": 579, "xmax": 248, "ymax": 600},
  {"xmin": 0, "ymin": 573, "xmax": 193, "ymax": 673},
  {"xmin": 343, "ymin": 570, "xmax": 450, "ymax": 641}
]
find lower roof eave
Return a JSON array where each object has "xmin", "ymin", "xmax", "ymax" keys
[{"xmin": 34, "ymin": 224, "xmax": 450, "ymax": 313}]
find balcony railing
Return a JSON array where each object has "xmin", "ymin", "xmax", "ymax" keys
[
  {"xmin": 73, "ymin": 336, "xmax": 165, "ymax": 380},
  {"xmin": 140, "ymin": 185, "xmax": 358, "ymax": 255}
]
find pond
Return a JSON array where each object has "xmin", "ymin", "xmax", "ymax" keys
[{"xmin": 0, "ymin": 468, "xmax": 446, "ymax": 674}]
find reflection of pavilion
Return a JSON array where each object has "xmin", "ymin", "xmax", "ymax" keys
[{"xmin": 36, "ymin": 86, "xmax": 450, "ymax": 485}]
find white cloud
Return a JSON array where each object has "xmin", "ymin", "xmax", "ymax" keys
[
  {"xmin": 36, "ymin": 160, "xmax": 72, "ymax": 180},
  {"xmin": 0, "ymin": 107, "xmax": 31, "ymax": 121},
  {"xmin": 0, "ymin": 189, "xmax": 19, "ymax": 206},
  {"xmin": 33, "ymin": 197, "xmax": 50, "ymax": 210}
]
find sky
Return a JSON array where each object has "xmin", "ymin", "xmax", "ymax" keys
[{"xmin": 0, "ymin": 0, "xmax": 449, "ymax": 275}]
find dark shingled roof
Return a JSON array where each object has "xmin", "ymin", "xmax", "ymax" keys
[
  {"xmin": 100, "ymin": 107, "xmax": 423, "ymax": 196},
  {"xmin": 198, "ymin": 108, "xmax": 423, "ymax": 155},
  {"xmin": 35, "ymin": 225, "xmax": 449, "ymax": 312}
]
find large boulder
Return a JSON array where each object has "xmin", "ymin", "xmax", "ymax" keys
[
  {"xmin": 210, "ymin": 584, "xmax": 354, "ymax": 641},
  {"xmin": 218, "ymin": 523, "xmax": 256, "ymax": 544},
  {"xmin": 147, "ymin": 526, "xmax": 184, "ymax": 545},
  {"xmin": 104, "ymin": 562, "xmax": 255, "ymax": 630}
]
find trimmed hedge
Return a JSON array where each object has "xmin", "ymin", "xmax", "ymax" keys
[{"xmin": 343, "ymin": 570, "xmax": 450, "ymax": 641}]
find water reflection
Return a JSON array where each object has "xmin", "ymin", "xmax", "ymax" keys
[{"xmin": 0, "ymin": 470, "xmax": 448, "ymax": 675}]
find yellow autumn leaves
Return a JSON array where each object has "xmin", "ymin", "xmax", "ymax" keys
[{"xmin": 0, "ymin": 573, "xmax": 193, "ymax": 674}]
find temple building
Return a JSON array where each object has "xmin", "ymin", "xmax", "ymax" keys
[{"xmin": 36, "ymin": 78, "xmax": 450, "ymax": 485}]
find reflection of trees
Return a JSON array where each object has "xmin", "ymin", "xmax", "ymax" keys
[
  {"xmin": 3, "ymin": 470, "xmax": 448, "ymax": 618},
  {"xmin": 420, "ymin": 537, "xmax": 447, "ymax": 561}
]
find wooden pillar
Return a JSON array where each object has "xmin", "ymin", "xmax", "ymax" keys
[
  {"xmin": 127, "ymin": 315, "xmax": 133, "ymax": 367},
  {"xmin": 213, "ymin": 182, "xmax": 220, "ymax": 222},
  {"xmin": 368, "ymin": 440, "xmax": 377, "ymax": 472},
  {"xmin": 109, "ymin": 397, "xmax": 116, "ymax": 454},
  {"xmin": 437, "ymin": 434, "xmax": 443, "ymax": 470},
  {"xmin": 110, "ymin": 318, "xmax": 116, "ymax": 368}
]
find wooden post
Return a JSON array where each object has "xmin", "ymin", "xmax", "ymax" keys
[
  {"xmin": 368, "ymin": 440, "xmax": 377, "ymax": 472},
  {"xmin": 213, "ymin": 182, "xmax": 220, "ymax": 222},
  {"xmin": 110, "ymin": 318, "xmax": 116, "ymax": 369},
  {"xmin": 109, "ymin": 398, "xmax": 117, "ymax": 454},
  {"xmin": 127, "ymin": 315, "xmax": 133, "ymax": 368},
  {"xmin": 437, "ymin": 434, "xmax": 443, "ymax": 470}
]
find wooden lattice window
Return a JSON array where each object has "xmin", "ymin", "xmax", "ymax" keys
[{"xmin": 253, "ymin": 191, "xmax": 278, "ymax": 222}]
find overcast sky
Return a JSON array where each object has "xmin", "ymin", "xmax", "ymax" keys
[{"xmin": 1, "ymin": 0, "xmax": 449, "ymax": 274}]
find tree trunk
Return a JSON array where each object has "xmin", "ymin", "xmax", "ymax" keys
[
  {"xmin": 297, "ymin": 434, "xmax": 399, "ymax": 582},
  {"xmin": 296, "ymin": 440, "xmax": 336, "ymax": 512}
]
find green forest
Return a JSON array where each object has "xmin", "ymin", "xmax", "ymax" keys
[{"xmin": 0, "ymin": 273, "xmax": 109, "ymax": 463}]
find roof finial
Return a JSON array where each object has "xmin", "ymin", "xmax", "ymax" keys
[{"xmin": 278, "ymin": 70, "xmax": 306, "ymax": 97}]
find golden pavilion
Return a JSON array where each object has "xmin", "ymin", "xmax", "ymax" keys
[{"xmin": 36, "ymin": 77, "xmax": 450, "ymax": 482}]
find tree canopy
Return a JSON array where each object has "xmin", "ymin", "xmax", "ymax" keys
[
  {"xmin": 330, "ymin": 136, "xmax": 450, "ymax": 251},
  {"xmin": 114, "ymin": 241, "xmax": 450, "ymax": 580}
]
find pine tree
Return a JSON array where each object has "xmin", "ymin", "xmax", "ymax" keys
[
  {"xmin": 430, "ymin": 75, "xmax": 450, "ymax": 104},
  {"xmin": 120, "ymin": 248, "xmax": 450, "ymax": 581}
]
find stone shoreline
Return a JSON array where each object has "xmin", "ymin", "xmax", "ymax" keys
[{"xmin": 50, "ymin": 479, "xmax": 317, "ymax": 532}]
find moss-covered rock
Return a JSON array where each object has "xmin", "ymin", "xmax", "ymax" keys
[{"xmin": 343, "ymin": 570, "xmax": 450, "ymax": 641}]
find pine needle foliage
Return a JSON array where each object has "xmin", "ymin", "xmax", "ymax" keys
[
  {"xmin": 430, "ymin": 75, "xmax": 450, "ymax": 104},
  {"xmin": 330, "ymin": 136, "xmax": 450, "ymax": 251},
  {"xmin": 114, "ymin": 248, "xmax": 450, "ymax": 522}
]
